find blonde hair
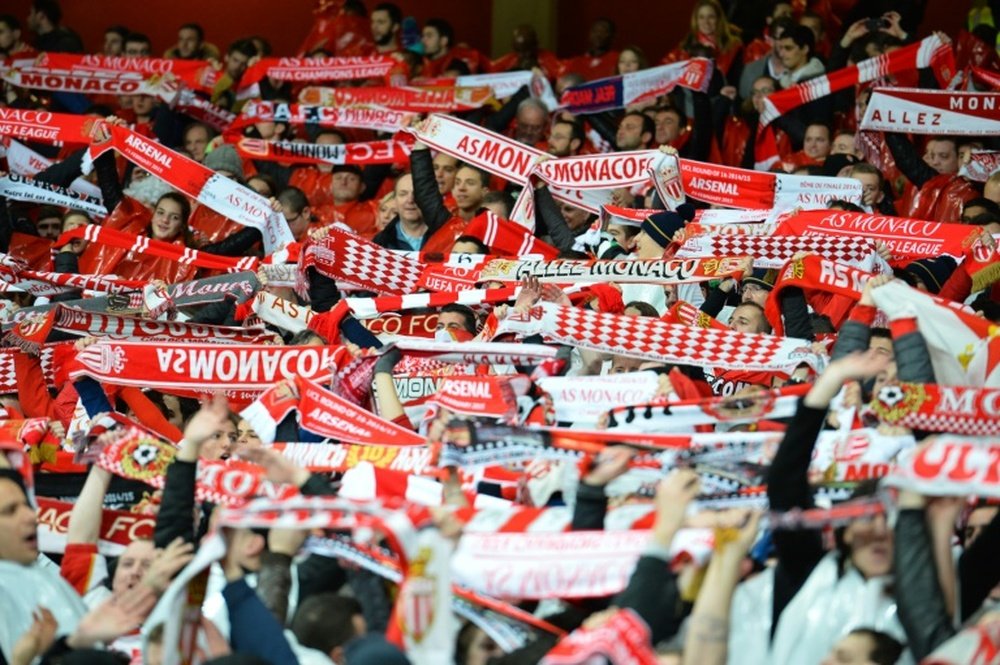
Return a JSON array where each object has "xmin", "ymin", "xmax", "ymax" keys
[{"xmin": 687, "ymin": 0, "xmax": 741, "ymax": 51}]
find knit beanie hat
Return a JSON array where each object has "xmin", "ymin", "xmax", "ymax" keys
[
  {"xmin": 640, "ymin": 203, "xmax": 695, "ymax": 248},
  {"xmin": 204, "ymin": 144, "xmax": 245, "ymax": 180},
  {"xmin": 903, "ymin": 256, "xmax": 957, "ymax": 294}
]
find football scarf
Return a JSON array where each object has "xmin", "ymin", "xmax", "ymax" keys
[
  {"xmin": 3, "ymin": 65, "xmax": 180, "ymax": 103},
  {"xmin": 30, "ymin": 52, "xmax": 217, "ymax": 93},
  {"xmin": 0, "ymin": 175, "xmax": 105, "ymax": 222},
  {"xmin": 141, "ymin": 272, "xmax": 260, "ymax": 318},
  {"xmin": 859, "ymin": 87, "xmax": 1000, "ymax": 135},
  {"xmin": 495, "ymin": 302, "xmax": 820, "ymax": 372},
  {"xmin": 869, "ymin": 280, "xmax": 1000, "ymax": 387},
  {"xmin": 668, "ymin": 159, "xmax": 864, "ymax": 210},
  {"xmin": 676, "ymin": 233, "xmax": 879, "ymax": 270},
  {"xmin": 299, "ymin": 226, "xmax": 425, "ymax": 296},
  {"xmin": 755, "ymin": 35, "xmax": 954, "ymax": 169},
  {"xmin": 174, "ymin": 88, "xmax": 235, "ymax": 132},
  {"xmin": 230, "ymin": 136, "xmax": 411, "ymax": 166},
  {"xmin": 85, "ymin": 124, "xmax": 294, "ymax": 253},
  {"xmin": 467, "ymin": 255, "xmax": 747, "ymax": 285},
  {"xmin": 541, "ymin": 609, "xmax": 657, "ymax": 665},
  {"xmin": 405, "ymin": 114, "xmax": 544, "ymax": 186},
  {"xmin": 964, "ymin": 150, "xmax": 1000, "ymax": 182},
  {"xmin": 56, "ymin": 224, "xmax": 259, "ymax": 273},
  {"xmin": 869, "ymin": 383, "xmax": 1000, "ymax": 436},
  {"xmin": 229, "ymin": 101, "xmax": 409, "ymax": 134},
  {"xmin": 70, "ymin": 340, "xmax": 343, "ymax": 395},
  {"xmin": 773, "ymin": 209, "xmax": 983, "ymax": 263},
  {"xmin": 239, "ymin": 55, "xmax": 399, "ymax": 90},
  {"xmin": 764, "ymin": 255, "xmax": 872, "ymax": 335},
  {"xmin": 559, "ymin": 58, "xmax": 713, "ymax": 113},
  {"xmin": 0, "ymin": 107, "xmax": 95, "ymax": 145},
  {"xmin": 883, "ymin": 436, "xmax": 1000, "ymax": 497},
  {"xmin": 299, "ymin": 84, "xmax": 494, "ymax": 112},
  {"xmin": 95, "ymin": 427, "xmax": 295, "ymax": 506},
  {"xmin": 240, "ymin": 375, "xmax": 426, "ymax": 446}
]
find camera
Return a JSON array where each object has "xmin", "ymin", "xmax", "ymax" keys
[{"xmin": 864, "ymin": 17, "xmax": 890, "ymax": 31}]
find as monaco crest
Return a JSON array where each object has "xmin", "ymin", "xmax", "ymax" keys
[{"xmin": 398, "ymin": 546, "xmax": 436, "ymax": 643}]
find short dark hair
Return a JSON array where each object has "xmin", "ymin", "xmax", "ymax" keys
[
  {"xmin": 228, "ymin": 38, "xmax": 257, "ymax": 58},
  {"xmin": 125, "ymin": 33, "xmax": 151, "ymax": 47},
  {"xmin": 849, "ymin": 162, "xmax": 883, "ymax": 186},
  {"xmin": 453, "ymin": 235, "xmax": 489, "ymax": 253},
  {"xmin": 554, "ymin": 117, "xmax": 585, "ymax": 145},
  {"xmin": 0, "ymin": 15, "xmax": 21, "ymax": 31},
  {"xmin": 828, "ymin": 199, "xmax": 865, "ymax": 212},
  {"xmin": 278, "ymin": 186, "xmax": 310, "ymax": 214},
  {"xmin": 482, "ymin": 190, "xmax": 514, "ymax": 217},
  {"xmin": 770, "ymin": 16, "xmax": 797, "ymax": 40},
  {"xmin": 32, "ymin": 0, "xmax": 61, "ymax": 26},
  {"xmin": 963, "ymin": 197, "xmax": 1000, "ymax": 217},
  {"xmin": 36, "ymin": 205, "xmax": 62, "ymax": 221},
  {"xmin": 622, "ymin": 111, "xmax": 654, "ymax": 141},
  {"xmin": 455, "ymin": 163, "xmax": 490, "ymax": 188},
  {"xmin": 780, "ymin": 24, "xmax": 815, "ymax": 56},
  {"xmin": 440, "ymin": 303, "xmax": 477, "ymax": 334},
  {"xmin": 105, "ymin": 24, "xmax": 128, "ymax": 39},
  {"xmin": 425, "ymin": 18, "xmax": 453, "ymax": 45},
  {"xmin": 848, "ymin": 629, "xmax": 903, "ymax": 665},
  {"xmin": 179, "ymin": 23, "xmax": 204, "ymax": 42},
  {"xmin": 291, "ymin": 594, "xmax": 363, "ymax": 655},
  {"xmin": 372, "ymin": 2, "xmax": 402, "ymax": 26},
  {"xmin": 625, "ymin": 301, "xmax": 659, "ymax": 317}
]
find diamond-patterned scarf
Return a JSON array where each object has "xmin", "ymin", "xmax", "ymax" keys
[
  {"xmin": 495, "ymin": 302, "xmax": 821, "ymax": 372},
  {"xmin": 868, "ymin": 383, "xmax": 1000, "ymax": 436}
]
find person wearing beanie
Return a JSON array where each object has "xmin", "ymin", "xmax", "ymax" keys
[
  {"xmin": 742, "ymin": 268, "xmax": 778, "ymax": 306},
  {"xmin": 634, "ymin": 204, "xmax": 696, "ymax": 259},
  {"xmin": 204, "ymin": 144, "xmax": 245, "ymax": 181},
  {"xmin": 903, "ymin": 256, "xmax": 958, "ymax": 294}
]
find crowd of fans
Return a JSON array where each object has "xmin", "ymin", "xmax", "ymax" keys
[{"xmin": 0, "ymin": 0, "xmax": 999, "ymax": 663}]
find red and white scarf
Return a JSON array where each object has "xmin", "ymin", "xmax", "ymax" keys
[
  {"xmin": 964, "ymin": 150, "xmax": 1000, "ymax": 181},
  {"xmin": 70, "ymin": 340, "xmax": 343, "ymax": 396},
  {"xmin": 473, "ymin": 255, "xmax": 748, "ymax": 284},
  {"xmin": 32, "ymin": 52, "xmax": 217, "ymax": 93},
  {"xmin": 36, "ymin": 497, "xmax": 156, "ymax": 557},
  {"xmin": 756, "ymin": 35, "xmax": 955, "ymax": 169},
  {"xmin": 602, "ymin": 384, "xmax": 811, "ymax": 433},
  {"xmin": 174, "ymin": 89, "xmax": 236, "ymax": 132},
  {"xmin": 773, "ymin": 209, "xmax": 982, "ymax": 263},
  {"xmin": 3, "ymin": 66, "xmax": 180, "ymax": 103},
  {"xmin": 535, "ymin": 150, "xmax": 660, "ymax": 190},
  {"xmin": 240, "ymin": 375, "xmax": 426, "ymax": 446},
  {"xmin": 869, "ymin": 383, "xmax": 1000, "ymax": 436},
  {"xmin": 230, "ymin": 136, "xmax": 411, "ymax": 166},
  {"xmin": 406, "ymin": 114, "xmax": 544, "ymax": 186},
  {"xmin": 239, "ymin": 55, "xmax": 400, "ymax": 90},
  {"xmin": 669, "ymin": 159, "xmax": 863, "ymax": 209},
  {"xmin": 86, "ymin": 125, "xmax": 294, "ymax": 253},
  {"xmin": 50, "ymin": 305, "xmax": 270, "ymax": 345},
  {"xmin": 0, "ymin": 107, "xmax": 95, "ymax": 145},
  {"xmin": 859, "ymin": 87, "xmax": 1000, "ymax": 135},
  {"xmin": 95, "ymin": 427, "xmax": 295, "ymax": 506},
  {"xmin": 0, "ymin": 256, "xmax": 146, "ymax": 298},
  {"xmin": 884, "ymin": 435, "xmax": 1000, "ymax": 497},
  {"xmin": 299, "ymin": 226, "xmax": 425, "ymax": 296},
  {"xmin": 869, "ymin": 280, "xmax": 1000, "ymax": 387},
  {"xmin": 57, "ymin": 223, "xmax": 259, "ymax": 272},
  {"xmin": 542, "ymin": 609, "xmax": 657, "ymax": 665},
  {"xmin": 299, "ymin": 85, "xmax": 494, "ymax": 112},
  {"xmin": 496, "ymin": 302, "xmax": 820, "ymax": 372},
  {"xmin": 229, "ymin": 101, "xmax": 409, "ymax": 134},
  {"xmin": 559, "ymin": 57, "xmax": 714, "ymax": 113},
  {"xmin": 677, "ymin": 233, "xmax": 880, "ymax": 270}
]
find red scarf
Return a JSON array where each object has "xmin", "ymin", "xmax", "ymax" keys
[{"xmin": 755, "ymin": 35, "xmax": 954, "ymax": 169}]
